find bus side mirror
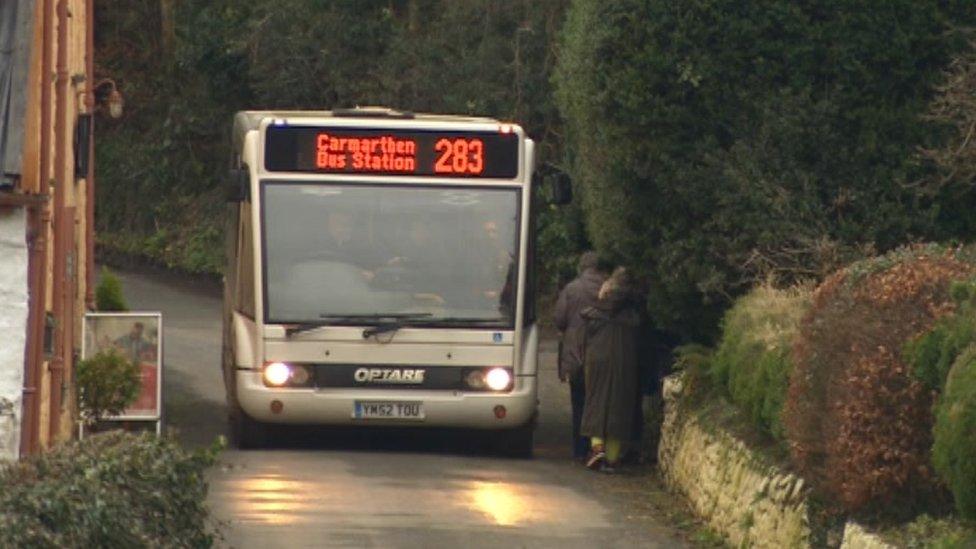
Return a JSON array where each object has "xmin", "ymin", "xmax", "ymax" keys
[
  {"xmin": 226, "ymin": 166, "xmax": 249, "ymax": 202},
  {"xmin": 550, "ymin": 173, "xmax": 573, "ymax": 205}
]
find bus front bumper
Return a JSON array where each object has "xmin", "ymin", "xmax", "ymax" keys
[{"xmin": 235, "ymin": 370, "xmax": 538, "ymax": 429}]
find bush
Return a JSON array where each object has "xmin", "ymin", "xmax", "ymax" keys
[
  {"xmin": 932, "ymin": 346, "xmax": 976, "ymax": 519},
  {"xmin": 76, "ymin": 349, "xmax": 141, "ymax": 423},
  {"xmin": 708, "ymin": 284, "xmax": 810, "ymax": 440},
  {"xmin": 905, "ymin": 279, "xmax": 976, "ymax": 392},
  {"xmin": 95, "ymin": 267, "xmax": 128, "ymax": 311},
  {"xmin": 784, "ymin": 244, "xmax": 975, "ymax": 514},
  {"xmin": 0, "ymin": 432, "xmax": 222, "ymax": 548},
  {"xmin": 903, "ymin": 278, "xmax": 976, "ymax": 519}
]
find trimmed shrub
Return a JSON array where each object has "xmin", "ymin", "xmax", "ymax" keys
[
  {"xmin": 905, "ymin": 279, "xmax": 976, "ymax": 392},
  {"xmin": 0, "ymin": 432, "xmax": 222, "ymax": 548},
  {"xmin": 708, "ymin": 284, "xmax": 810, "ymax": 440},
  {"xmin": 95, "ymin": 267, "xmax": 128, "ymax": 311},
  {"xmin": 76, "ymin": 349, "xmax": 141, "ymax": 423},
  {"xmin": 784, "ymin": 244, "xmax": 975, "ymax": 514},
  {"xmin": 932, "ymin": 346, "xmax": 976, "ymax": 519},
  {"xmin": 904, "ymin": 278, "xmax": 976, "ymax": 519}
]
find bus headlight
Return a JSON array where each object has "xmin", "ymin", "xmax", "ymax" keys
[
  {"xmin": 263, "ymin": 362, "xmax": 291, "ymax": 386},
  {"xmin": 485, "ymin": 368, "xmax": 513, "ymax": 391},
  {"xmin": 464, "ymin": 368, "xmax": 513, "ymax": 391}
]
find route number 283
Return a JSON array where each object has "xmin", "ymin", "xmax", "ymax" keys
[{"xmin": 434, "ymin": 138, "xmax": 484, "ymax": 175}]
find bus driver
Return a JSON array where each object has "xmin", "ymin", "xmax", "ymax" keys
[{"xmin": 318, "ymin": 210, "xmax": 384, "ymax": 281}]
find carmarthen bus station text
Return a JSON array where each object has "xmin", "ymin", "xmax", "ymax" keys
[{"xmin": 315, "ymin": 133, "xmax": 417, "ymax": 172}]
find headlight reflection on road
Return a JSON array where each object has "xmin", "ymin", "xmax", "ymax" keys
[
  {"xmin": 467, "ymin": 481, "xmax": 539, "ymax": 526},
  {"xmin": 230, "ymin": 474, "xmax": 314, "ymax": 525}
]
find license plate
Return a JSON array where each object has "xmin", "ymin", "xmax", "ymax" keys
[{"xmin": 353, "ymin": 401, "xmax": 425, "ymax": 420}]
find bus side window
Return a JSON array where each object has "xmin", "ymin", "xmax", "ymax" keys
[
  {"xmin": 223, "ymin": 201, "xmax": 240, "ymax": 302},
  {"xmin": 524, "ymin": 190, "xmax": 537, "ymax": 325},
  {"xmin": 237, "ymin": 201, "xmax": 256, "ymax": 319}
]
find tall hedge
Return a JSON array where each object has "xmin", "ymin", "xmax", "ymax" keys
[
  {"xmin": 783, "ymin": 245, "xmax": 975, "ymax": 514},
  {"xmin": 554, "ymin": 0, "xmax": 972, "ymax": 341}
]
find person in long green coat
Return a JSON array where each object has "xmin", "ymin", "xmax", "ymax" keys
[{"xmin": 580, "ymin": 267, "xmax": 641, "ymax": 472}]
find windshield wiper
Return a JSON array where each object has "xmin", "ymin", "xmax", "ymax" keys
[
  {"xmin": 286, "ymin": 315, "xmax": 503, "ymax": 338},
  {"xmin": 427, "ymin": 317, "xmax": 508, "ymax": 326},
  {"xmin": 285, "ymin": 321, "xmax": 333, "ymax": 338},
  {"xmin": 360, "ymin": 313, "xmax": 433, "ymax": 339},
  {"xmin": 285, "ymin": 313, "xmax": 433, "ymax": 338}
]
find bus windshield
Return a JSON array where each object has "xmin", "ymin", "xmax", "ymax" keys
[{"xmin": 261, "ymin": 182, "xmax": 520, "ymax": 327}]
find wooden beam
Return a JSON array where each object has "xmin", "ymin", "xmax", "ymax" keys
[{"xmin": 0, "ymin": 193, "xmax": 49, "ymax": 208}]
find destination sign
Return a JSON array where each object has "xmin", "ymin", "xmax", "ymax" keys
[{"xmin": 264, "ymin": 126, "xmax": 520, "ymax": 178}]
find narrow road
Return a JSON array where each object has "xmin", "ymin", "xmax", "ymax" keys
[{"xmin": 115, "ymin": 267, "xmax": 689, "ymax": 548}]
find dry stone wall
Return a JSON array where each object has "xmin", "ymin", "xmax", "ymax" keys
[
  {"xmin": 658, "ymin": 373, "xmax": 813, "ymax": 547},
  {"xmin": 839, "ymin": 523, "xmax": 896, "ymax": 549},
  {"xmin": 658, "ymin": 372, "xmax": 901, "ymax": 548}
]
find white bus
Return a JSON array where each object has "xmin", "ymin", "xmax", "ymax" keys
[{"xmin": 222, "ymin": 108, "xmax": 551, "ymax": 456}]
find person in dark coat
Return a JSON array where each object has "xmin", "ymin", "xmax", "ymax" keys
[
  {"xmin": 628, "ymin": 323, "xmax": 680, "ymax": 463},
  {"xmin": 580, "ymin": 267, "xmax": 641, "ymax": 472},
  {"xmin": 554, "ymin": 251, "xmax": 607, "ymax": 460},
  {"xmin": 625, "ymin": 276, "xmax": 679, "ymax": 463}
]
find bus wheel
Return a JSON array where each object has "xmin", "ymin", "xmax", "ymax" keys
[
  {"xmin": 495, "ymin": 423, "xmax": 534, "ymax": 459},
  {"xmin": 230, "ymin": 407, "xmax": 270, "ymax": 449}
]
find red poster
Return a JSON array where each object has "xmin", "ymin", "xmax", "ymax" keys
[{"xmin": 126, "ymin": 361, "xmax": 158, "ymax": 416}]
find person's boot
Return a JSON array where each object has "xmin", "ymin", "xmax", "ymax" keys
[{"xmin": 585, "ymin": 444, "xmax": 606, "ymax": 470}]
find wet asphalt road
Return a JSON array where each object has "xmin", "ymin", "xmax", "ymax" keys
[{"xmin": 115, "ymin": 267, "xmax": 688, "ymax": 548}]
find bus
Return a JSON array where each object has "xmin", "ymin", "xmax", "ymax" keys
[{"xmin": 221, "ymin": 108, "xmax": 548, "ymax": 456}]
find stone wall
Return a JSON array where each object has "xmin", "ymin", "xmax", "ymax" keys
[
  {"xmin": 839, "ymin": 523, "xmax": 896, "ymax": 549},
  {"xmin": 0, "ymin": 208, "xmax": 28, "ymax": 459},
  {"xmin": 658, "ymin": 373, "xmax": 813, "ymax": 548},
  {"xmin": 657, "ymin": 373, "xmax": 905, "ymax": 548}
]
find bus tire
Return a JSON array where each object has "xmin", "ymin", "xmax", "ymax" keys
[
  {"xmin": 495, "ymin": 422, "xmax": 534, "ymax": 459},
  {"xmin": 230, "ymin": 406, "xmax": 270, "ymax": 449}
]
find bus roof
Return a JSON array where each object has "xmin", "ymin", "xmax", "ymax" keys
[{"xmin": 232, "ymin": 108, "xmax": 509, "ymax": 150}]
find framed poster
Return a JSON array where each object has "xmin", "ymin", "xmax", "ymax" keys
[{"xmin": 81, "ymin": 312, "xmax": 162, "ymax": 433}]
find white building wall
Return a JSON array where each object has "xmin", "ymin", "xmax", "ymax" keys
[{"xmin": 0, "ymin": 208, "xmax": 28, "ymax": 460}]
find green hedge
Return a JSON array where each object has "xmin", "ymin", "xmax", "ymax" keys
[
  {"xmin": 708, "ymin": 284, "xmax": 809, "ymax": 440},
  {"xmin": 0, "ymin": 433, "xmax": 222, "ymax": 548},
  {"xmin": 904, "ymin": 278, "xmax": 976, "ymax": 518},
  {"xmin": 905, "ymin": 280, "xmax": 976, "ymax": 392},
  {"xmin": 933, "ymin": 347, "xmax": 976, "ymax": 520}
]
